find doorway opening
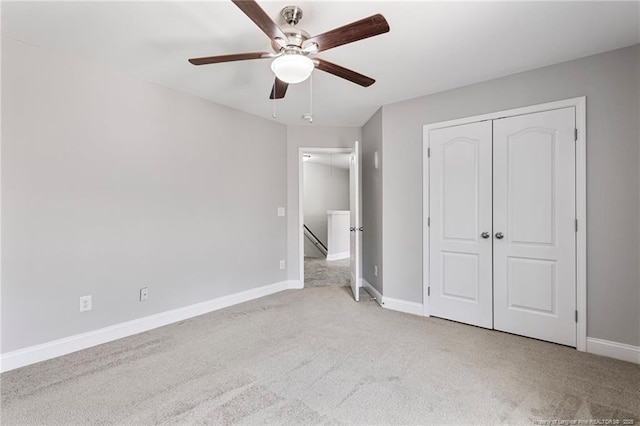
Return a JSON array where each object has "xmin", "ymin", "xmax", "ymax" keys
[{"xmin": 298, "ymin": 146, "xmax": 361, "ymax": 300}]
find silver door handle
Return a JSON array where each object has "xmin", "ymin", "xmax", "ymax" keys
[
  {"xmin": 350, "ymin": 227, "xmax": 355, "ymax": 232},
  {"xmin": 481, "ymin": 232, "xmax": 490, "ymax": 239},
  {"xmin": 495, "ymin": 232, "xmax": 504, "ymax": 239},
  {"xmin": 358, "ymin": 227, "xmax": 363, "ymax": 232}
]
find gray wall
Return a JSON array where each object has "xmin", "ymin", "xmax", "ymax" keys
[
  {"xmin": 1, "ymin": 38, "xmax": 288, "ymax": 353},
  {"xmin": 286, "ymin": 126, "xmax": 362, "ymax": 281},
  {"xmin": 361, "ymin": 109, "xmax": 383, "ymax": 293},
  {"xmin": 379, "ymin": 44, "xmax": 640, "ymax": 346},
  {"xmin": 303, "ymin": 162, "xmax": 349, "ymax": 258}
]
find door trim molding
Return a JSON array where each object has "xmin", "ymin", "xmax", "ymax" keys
[{"xmin": 422, "ymin": 96, "xmax": 587, "ymax": 352}]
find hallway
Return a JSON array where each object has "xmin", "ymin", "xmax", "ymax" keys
[{"xmin": 304, "ymin": 257, "xmax": 350, "ymax": 288}]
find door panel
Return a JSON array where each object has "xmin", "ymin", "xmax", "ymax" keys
[
  {"xmin": 507, "ymin": 257, "xmax": 556, "ymax": 314},
  {"xmin": 442, "ymin": 139, "xmax": 480, "ymax": 241},
  {"xmin": 442, "ymin": 252, "xmax": 479, "ymax": 301},
  {"xmin": 429, "ymin": 121, "xmax": 493, "ymax": 328},
  {"xmin": 508, "ymin": 129, "xmax": 556, "ymax": 245},
  {"xmin": 493, "ymin": 107, "xmax": 576, "ymax": 346}
]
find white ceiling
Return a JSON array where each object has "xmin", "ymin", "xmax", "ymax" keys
[{"xmin": 2, "ymin": 1, "xmax": 639, "ymax": 127}]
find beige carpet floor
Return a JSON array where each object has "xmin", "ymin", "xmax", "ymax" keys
[
  {"xmin": 1, "ymin": 259, "xmax": 639, "ymax": 425},
  {"xmin": 304, "ymin": 257, "xmax": 351, "ymax": 288}
]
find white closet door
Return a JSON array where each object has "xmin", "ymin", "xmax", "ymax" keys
[
  {"xmin": 493, "ymin": 107, "xmax": 576, "ymax": 346},
  {"xmin": 429, "ymin": 121, "xmax": 493, "ymax": 328}
]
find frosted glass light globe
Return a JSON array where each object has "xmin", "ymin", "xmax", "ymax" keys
[{"xmin": 271, "ymin": 54, "xmax": 314, "ymax": 84}]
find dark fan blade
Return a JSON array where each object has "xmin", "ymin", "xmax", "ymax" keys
[
  {"xmin": 188, "ymin": 52, "xmax": 270, "ymax": 65},
  {"xmin": 232, "ymin": 0, "xmax": 288, "ymax": 41},
  {"xmin": 305, "ymin": 14, "xmax": 389, "ymax": 53},
  {"xmin": 269, "ymin": 78, "xmax": 289, "ymax": 99},
  {"xmin": 315, "ymin": 59, "xmax": 375, "ymax": 87}
]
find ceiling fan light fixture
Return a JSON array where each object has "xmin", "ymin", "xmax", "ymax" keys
[{"xmin": 271, "ymin": 54, "xmax": 314, "ymax": 84}]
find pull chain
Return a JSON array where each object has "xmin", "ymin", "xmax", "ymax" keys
[
  {"xmin": 272, "ymin": 86, "xmax": 277, "ymax": 119},
  {"xmin": 302, "ymin": 74, "xmax": 313, "ymax": 123},
  {"xmin": 308, "ymin": 73, "xmax": 313, "ymax": 123}
]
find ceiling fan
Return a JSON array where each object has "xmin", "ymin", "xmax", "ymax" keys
[{"xmin": 188, "ymin": 0, "xmax": 390, "ymax": 99}]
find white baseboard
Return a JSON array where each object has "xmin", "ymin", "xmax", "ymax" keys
[
  {"xmin": 586, "ymin": 337, "xmax": 640, "ymax": 364},
  {"xmin": 287, "ymin": 279, "xmax": 303, "ymax": 289},
  {"xmin": 326, "ymin": 251, "xmax": 350, "ymax": 261},
  {"xmin": 360, "ymin": 280, "xmax": 423, "ymax": 316},
  {"xmin": 361, "ymin": 279, "xmax": 383, "ymax": 306},
  {"xmin": 381, "ymin": 296, "xmax": 424, "ymax": 316},
  {"xmin": 0, "ymin": 280, "xmax": 300, "ymax": 373}
]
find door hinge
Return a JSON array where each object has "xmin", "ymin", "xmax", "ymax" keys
[
  {"xmin": 427, "ymin": 217, "xmax": 430, "ymax": 227},
  {"xmin": 575, "ymin": 219, "xmax": 578, "ymax": 232},
  {"xmin": 575, "ymin": 310, "xmax": 578, "ymax": 323},
  {"xmin": 427, "ymin": 148, "xmax": 431, "ymax": 158},
  {"xmin": 574, "ymin": 128, "xmax": 578, "ymax": 141},
  {"xmin": 427, "ymin": 287, "xmax": 431, "ymax": 297}
]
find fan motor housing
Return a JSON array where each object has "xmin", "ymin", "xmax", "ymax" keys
[{"xmin": 272, "ymin": 26, "xmax": 310, "ymax": 51}]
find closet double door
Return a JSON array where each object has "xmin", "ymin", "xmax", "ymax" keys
[{"xmin": 428, "ymin": 107, "xmax": 577, "ymax": 347}]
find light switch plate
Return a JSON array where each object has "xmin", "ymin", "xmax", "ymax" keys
[{"xmin": 278, "ymin": 207, "xmax": 285, "ymax": 217}]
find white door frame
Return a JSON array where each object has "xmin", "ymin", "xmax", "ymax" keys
[
  {"xmin": 422, "ymin": 96, "xmax": 587, "ymax": 351},
  {"xmin": 298, "ymin": 147, "xmax": 354, "ymax": 287}
]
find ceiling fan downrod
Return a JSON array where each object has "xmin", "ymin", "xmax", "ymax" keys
[{"xmin": 282, "ymin": 6, "xmax": 303, "ymax": 26}]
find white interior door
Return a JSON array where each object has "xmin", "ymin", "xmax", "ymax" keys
[
  {"xmin": 493, "ymin": 107, "xmax": 576, "ymax": 346},
  {"xmin": 429, "ymin": 122, "xmax": 493, "ymax": 328},
  {"xmin": 349, "ymin": 141, "xmax": 360, "ymax": 301}
]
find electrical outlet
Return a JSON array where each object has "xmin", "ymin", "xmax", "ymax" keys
[
  {"xmin": 79, "ymin": 295, "xmax": 92, "ymax": 312},
  {"xmin": 279, "ymin": 260, "xmax": 285, "ymax": 270},
  {"xmin": 374, "ymin": 265, "xmax": 378, "ymax": 276},
  {"xmin": 139, "ymin": 287, "xmax": 149, "ymax": 302},
  {"xmin": 277, "ymin": 207, "xmax": 285, "ymax": 217}
]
